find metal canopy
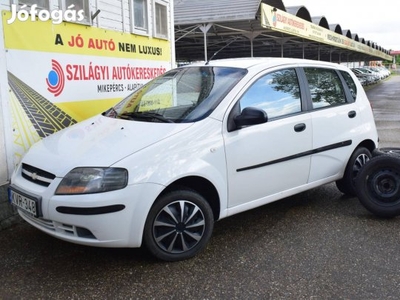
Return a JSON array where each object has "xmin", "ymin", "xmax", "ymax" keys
[{"xmin": 174, "ymin": 0, "xmax": 392, "ymax": 64}]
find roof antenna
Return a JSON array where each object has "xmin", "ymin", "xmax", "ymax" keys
[{"xmin": 206, "ymin": 37, "xmax": 240, "ymax": 65}]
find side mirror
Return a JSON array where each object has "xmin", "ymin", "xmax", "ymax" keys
[{"xmin": 233, "ymin": 107, "xmax": 268, "ymax": 129}]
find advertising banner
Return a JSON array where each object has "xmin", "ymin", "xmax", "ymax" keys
[
  {"xmin": 261, "ymin": 3, "xmax": 392, "ymax": 61},
  {"xmin": 1, "ymin": 10, "xmax": 171, "ymax": 167}
]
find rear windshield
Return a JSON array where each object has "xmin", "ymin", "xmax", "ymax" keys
[{"xmin": 104, "ymin": 66, "xmax": 248, "ymax": 123}]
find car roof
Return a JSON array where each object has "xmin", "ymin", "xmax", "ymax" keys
[{"xmin": 187, "ymin": 57, "xmax": 346, "ymax": 70}]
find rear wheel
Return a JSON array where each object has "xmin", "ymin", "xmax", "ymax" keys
[
  {"xmin": 336, "ymin": 147, "xmax": 371, "ymax": 196},
  {"xmin": 355, "ymin": 155, "xmax": 400, "ymax": 218},
  {"xmin": 143, "ymin": 189, "xmax": 214, "ymax": 261}
]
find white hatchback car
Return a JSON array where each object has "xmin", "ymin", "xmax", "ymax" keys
[{"xmin": 9, "ymin": 58, "xmax": 378, "ymax": 261}]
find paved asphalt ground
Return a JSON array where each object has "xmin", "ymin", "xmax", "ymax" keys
[{"xmin": 1, "ymin": 74, "xmax": 400, "ymax": 299}]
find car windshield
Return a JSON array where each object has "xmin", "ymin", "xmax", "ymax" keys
[{"xmin": 104, "ymin": 66, "xmax": 247, "ymax": 123}]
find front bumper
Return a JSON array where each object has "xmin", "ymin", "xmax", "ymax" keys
[{"xmin": 12, "ymin": 182, "xmax": 164, "ymax": 248}]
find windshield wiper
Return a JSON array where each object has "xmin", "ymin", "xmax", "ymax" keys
[{"xmin": 119, "ymin": 112, "xmax": 174, "ymax": 123}]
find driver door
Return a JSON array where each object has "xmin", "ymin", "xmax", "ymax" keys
[{"xmin": 223, "ymin": 68, "xmax": 313, "ymax": 208}]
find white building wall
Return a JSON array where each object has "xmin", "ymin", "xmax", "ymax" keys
[
  {"xmin": 96, "ymin": 0, "xmax": 124, "ymax": 31},
  {"xmin": 0, "ymin": 0, "xmax": 173, "ymax": 48}
]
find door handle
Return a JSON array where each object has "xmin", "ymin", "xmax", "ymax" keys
[
  {"xmin": 294, "ymin": 123, "xmax": 306, "ymax": 132},
  {"xmin": 348, "ymin": 110, "xmax": 356, "ymax": 118}
]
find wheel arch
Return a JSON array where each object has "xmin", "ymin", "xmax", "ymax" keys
[
  {"xmin": 336, "ymin": 139, "xmax": 377, "ymax": 196},
  {"xmin": 160, "ymin": 176, "xmax": 221, "ymax": 221},
  {"xmin": 356, "ymin": 139, "xmax": 377, "ymax": 153}
]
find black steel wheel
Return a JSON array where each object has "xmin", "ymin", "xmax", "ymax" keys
[
  {"xmin": 336, "ymin": 147, "xmax": 371, "ymax": 196},
  {"xmin": 355, "ymin": 155, "xmax": 400, "ymax": 218},
  {"xmin": 143, "ymin": 189, "xmax": 214, "ymax": 261}
]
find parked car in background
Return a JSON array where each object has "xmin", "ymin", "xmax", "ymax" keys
[
  {"xmin": 9, "ymin": 58, "xmax": 379, "ymax": 261},
  {"xmin": 364, "ymin": 66, "xmax": 391, "ymax": 79},
  {"xmin": 352, "ymin": 66, "xmax": 391, "ymax": 86},
  {"xmin": 352, "ymin": 67, "xmax": 383, "ymax": 86},
  {"xmin": 351, "ymin": 69, "xmax": 373, "ymax": 86}
]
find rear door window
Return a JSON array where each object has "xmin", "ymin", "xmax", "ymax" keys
[{"xmin": 304, "ymin": 68, "xmax": 347, "ymax": 109}]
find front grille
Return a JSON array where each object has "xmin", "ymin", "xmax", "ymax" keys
[{"xmin": 21, "ymin": 163, "xmax": 56, "ymax": 187}]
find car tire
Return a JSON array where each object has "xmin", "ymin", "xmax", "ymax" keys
[
  {"xmin": 336, "ymin": 147, "xmax": 371, "ymax": 196},
  {"xmin": 143, "ymin": 189, "xmax": 214, "ymax": 261},
  {"xmin": 372, "ymin": 147, "xmax": 400, "ymax": 158},
  {"xmin": 355, "ymin": 155, "xmax": 400, "ymax": 218}
]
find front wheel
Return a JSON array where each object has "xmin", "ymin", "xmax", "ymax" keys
[
  {"xmin": 336, "ymin": 147, "xmax": 371, "ymax": 196},
  {"xmin": 355, "ymin": 155, "xmax": 400, "ymax": 218},
  {"xmin": 143, "ymin": 189, "xmax": 214, "ymax": 261}
]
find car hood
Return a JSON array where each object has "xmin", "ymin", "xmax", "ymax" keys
[{"xmin": 22, "ymin": 115, "xmax": 193, "ymax": 177}]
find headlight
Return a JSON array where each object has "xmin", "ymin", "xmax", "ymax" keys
[{"xmin": 55, "ymin": 167, "xmax": 128, "ymax": 195}]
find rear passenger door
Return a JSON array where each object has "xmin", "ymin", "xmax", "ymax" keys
[{"xmin": 303, "ymin": 67, "xmax": 362, "ymax": 182}]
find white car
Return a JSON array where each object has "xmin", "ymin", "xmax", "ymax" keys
[{"xmin": 9, "ymin": 58, "xmax": 379, "ymax": 261}]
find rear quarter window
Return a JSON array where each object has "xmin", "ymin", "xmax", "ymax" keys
[{"xmin": 340, "ymin": 70, "xmax": 357, "ymax": 101}]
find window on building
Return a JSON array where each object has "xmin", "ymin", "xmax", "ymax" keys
[
  {"xmin": 13, "ymin": 0, "xmax": 50, "ymax": 9},
  {"xmin": 61, "ymin": 0, "xmax": 90, "ymax": 24},
  {"xmin": 132, "ymin": 0, "xmax": 149, "ymax": 33},
  {"xmin": 154, "ymin": 1, "xmax": 168, "ymax": 39}
]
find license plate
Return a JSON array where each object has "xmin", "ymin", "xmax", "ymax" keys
[{"xmin": 8, "ymin": 187, "xmax": 41, "ymax": 218}]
